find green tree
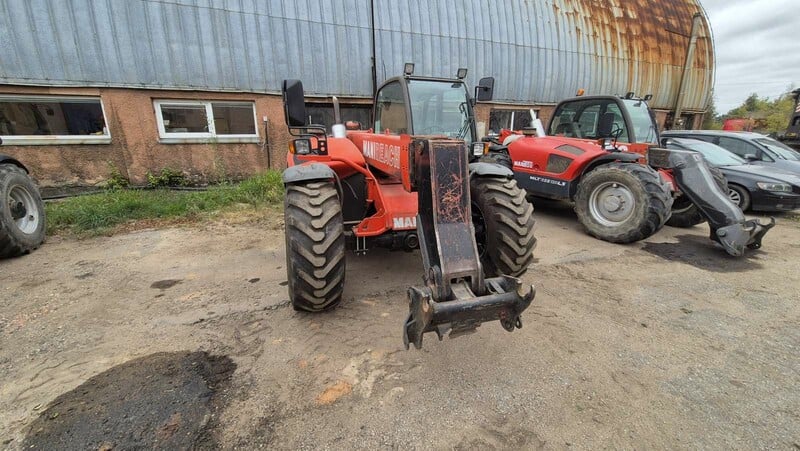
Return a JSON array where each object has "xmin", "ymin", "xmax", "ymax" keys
[
  {"xmin": 702, "ymin": 96, "xmax": 721, "ymax": 129},
  {"xmin": 721, "ymin": 86, "xmax": 796, "ymax": 134}
]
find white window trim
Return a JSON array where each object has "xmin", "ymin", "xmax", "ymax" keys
[
  {"xmin": 154, "ymin": 99, "xmax": 259, "ymax": 144},
  {"xmin": 0, "ymin": 95, "xmax": 111, "ymax": 145},
  {"xmin": 489, "ymin": 108, "xmax": 541, "ymax": 132}
]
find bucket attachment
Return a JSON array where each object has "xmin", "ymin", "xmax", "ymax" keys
[
  {"xmin": 649, "ymin": 147, "xmax": 775, "ymax": 256},
  {"xmin": 404, "ymin": 275, "xmax": 534, "ymax": 350},
  {"xmin": 404, "ymin": 138, "xmax": 535, "ymax": 349}
]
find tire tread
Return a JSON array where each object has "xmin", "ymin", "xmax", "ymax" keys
[
  {"xmin": 471, "ymin": 177, "xmax": 537, "ymax": 277},
  {"xmin": 284, "ymin": 181, "xmax": 345, "ymax": 312}
]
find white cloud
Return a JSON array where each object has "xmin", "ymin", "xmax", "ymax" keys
[{"xmin": 702, "ymin": 0, "xmax": 800, "ymax": 114}]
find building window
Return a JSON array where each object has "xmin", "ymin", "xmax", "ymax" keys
[
  {"xmin": 154, "ymin": 100, "xmax": 258, "ymax": 143},
  {"xmin": 0, "ymin": 96, "xmax": 110, "ymax": 145},
  {"xmin": 306, "ymin": 103, "xmax": 371, "ymax": 133},
  {"xmin": 488, "ymin": 109, "xmax": 538, "ymax": 134}
]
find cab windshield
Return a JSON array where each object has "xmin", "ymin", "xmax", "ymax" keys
[
  {"xmin": 621, "ymin": 99, "xmax": 658, "ymax": 144},
  {"xmin": 407, "ymin": 79, "xmax": 473, "ymax": 144}
]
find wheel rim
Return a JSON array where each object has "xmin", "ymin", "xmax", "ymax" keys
[
  {"xmin": 8, "ymin": 184, "xmax": 40, "ymax": 234},
  {"xmin": 588, "ymin": 181, "xmax": 635, "ymax": 227},
  {"xmin": 728, "ymin": 188, "xmax": 742, "ymax": 206}
]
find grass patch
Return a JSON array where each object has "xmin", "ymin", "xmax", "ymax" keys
[{"xmin": 46, "ymin": 171, "xmax": 284, "ymax": 236}]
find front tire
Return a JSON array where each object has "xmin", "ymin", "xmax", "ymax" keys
[
  {"xmin": 471, "ymin": 176, "xmax": 536, "ymax": 277},
  {"xmin": 574, "ymin": 163, "xmax": 672, "ymax": 243},
  {"xmin": 1, "ymin": 164, "xmax": 46, "ymax": 258},
  {"xmin": 284, "ymin": 181, "xmax": 345, "ymax": 312}
]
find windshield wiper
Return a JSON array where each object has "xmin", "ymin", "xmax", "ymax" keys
[{"xmin": 457, "ymin": 102, "xmax": 471, "ymax": 139}]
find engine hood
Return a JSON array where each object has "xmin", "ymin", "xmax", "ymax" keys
[{"xmin": 507, "ymin": 135, "xmax": 601, "ymax": 151}]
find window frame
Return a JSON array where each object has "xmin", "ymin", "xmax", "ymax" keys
[
  {"xmin": 154, "ymin": 99, "xmax": 259, "ymax": 144},
  {"xmin": 488, "ymin": 108, "xmax": 540, "ymax": 134},
  {"xmin": 373, "ymin": 80, "xmax": 410, "ymax": 134},
  {"xmin": 0, "ymin": 95, "xmax": 111, "ymax": 145}
]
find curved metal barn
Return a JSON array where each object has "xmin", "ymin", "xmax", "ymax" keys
[{"xmin": 0, "ymin": 0, "xmax": 714, "ymax": 188}]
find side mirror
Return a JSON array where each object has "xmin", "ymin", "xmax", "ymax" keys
[
  {"xmin": 744, "ymin": 153, "xmax": 758, "ymax": 161},
  {"xmin": 597, "ymin": 112, "xmax": 616, "ymax": 138},
  {"xmin": 282, "ymin": 79, "xmax": 307, "ymax": 127},
  {"xmin": 476, "ymin": 77, "xmax": 495, "ymax": 102}
]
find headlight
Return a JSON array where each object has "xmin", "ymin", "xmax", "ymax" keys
[
  {"xmin": 291, "ymin": 139, "xmax": 312, "ymax": 155},
  {"xmin": 472, "ymin": 142, "xmax": 486, "ymax": 157},
  {"xmin": 756, "ymin": 182, "xmax": 791, "ymax": 192}
]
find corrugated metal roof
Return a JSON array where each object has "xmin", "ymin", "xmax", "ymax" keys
[{"xmin": 0, "ymin": 0, "xmax": 714, "ymax": 111}]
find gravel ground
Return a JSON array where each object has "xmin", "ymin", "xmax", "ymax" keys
[{"xmin": 1, "ymin": 203, "xmax": 798, "ymax": 449}]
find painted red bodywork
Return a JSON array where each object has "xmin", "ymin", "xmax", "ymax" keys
[
  {"xmin": 723, "ymin": 118, "xmax": 756, "ymax": 132},
  {"xmin": 499, "ymin": 129, "xmax": 676, "ymax": 197},
  {"xmin": 288, "ymin": 131, "xmax": 420, "ymax": 238}
]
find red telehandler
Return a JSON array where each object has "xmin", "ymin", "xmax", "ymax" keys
[
  {"xmin": 280, "ymin": 67, "xmax": 537, "ymax": 349},
  {"xmin": 487, "ymin": 94, "xmax": 774, "ymax": 256}
]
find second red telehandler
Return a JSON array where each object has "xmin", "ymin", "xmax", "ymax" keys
[{"xmin": 488, "ymin": 94, "xmax": 773, "ymax": 256}]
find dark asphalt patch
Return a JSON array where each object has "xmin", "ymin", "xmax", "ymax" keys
[
  {"xmin": 22, "ymin": 351, "xmax": 235, "ymax": 450},
  {"xmin": 642, "ymin": 234, "xmax": 763, "ymax": 272}
]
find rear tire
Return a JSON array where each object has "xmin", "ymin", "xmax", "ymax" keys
[
  {"xmin": 666, "ymin": 166, "xmax": 728, "ymax": 228},
  {"xmin": 574, "ymin": 163, "xmax": 672, "ymax": 243},
  {"xmin": 471, "ymin": 176, "xmax": 536, "ymax": 277},
  {"xmin": 284, "ymin": 181, "xmax": 345, "ymax": 312},
  {"xmin": 1, "ymin": 164, "xmax": 46, "ymax": 258}
]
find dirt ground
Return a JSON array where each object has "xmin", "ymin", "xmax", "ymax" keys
[{"xmin": 1, "ymin": 202, "xmax": 799, "ymax": 450}]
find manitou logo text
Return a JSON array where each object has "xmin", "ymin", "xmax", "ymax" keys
[
  {"xmin": 393, "ymin": 216, "xmax": 417, "ymax": 229},
  {"xmin": 363, "ymin": 141, "xmax": 401, "ymax": 168}
]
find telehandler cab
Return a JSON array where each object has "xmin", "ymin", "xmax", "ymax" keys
[{"xmin": 280, "ymin": 67, "xmax": 537, "ymax": 349}]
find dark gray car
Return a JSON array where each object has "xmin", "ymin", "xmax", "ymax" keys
[{"xmin": 661, "ymin": 130, "xmax": 800, "ymax": 175}]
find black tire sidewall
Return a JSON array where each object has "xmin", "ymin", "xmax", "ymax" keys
[
  {"xmin": 0, "ymin": 166, "xmax": 46, "ymax": 253},
  {"xmin": 729, "ymin": 184, "xmax": 751, "ymax": 211}
]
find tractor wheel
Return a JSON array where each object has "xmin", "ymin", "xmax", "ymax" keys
[
  {"xmin": 666, "ymin": 166, "xmax": 728, "ymax": 228},
  {"xmin": 283, "ymin": 181, "xmax": 345, "ymax": 312},
  {"xmin": 1, "ymin": 164, "xmax": 46, "ymax": 258},
  {"xmin": 479, "ymin": 149, "xmax": 513, "ymax": 170},
  {"xmin": 471, "ymin": 176, "xmax": 536, "ymax": 277},
  {"xmin": 574, "ymin": 163, "xmax": 672, "ymax": 244}
]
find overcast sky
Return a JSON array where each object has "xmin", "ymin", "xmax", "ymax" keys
[{"xmin": 701, "ymin": 0, "xmax": 799, "ymax": 114}]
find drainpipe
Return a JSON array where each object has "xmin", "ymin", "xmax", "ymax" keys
[
  {"xmin": 369, "ymin": 0, "xmax": 378, "ymax": 97},
  {"xmin": 674, "ymin": 13, "xmax": 703, "ymax": 129}
]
